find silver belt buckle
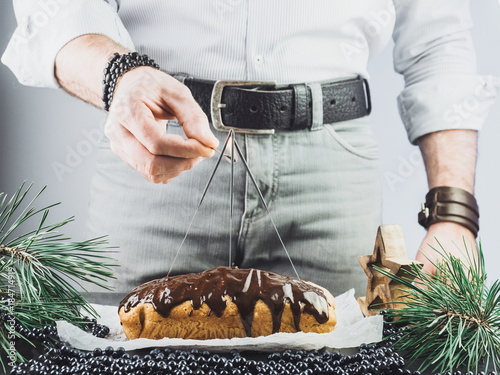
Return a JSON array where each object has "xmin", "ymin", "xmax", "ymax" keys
[{"xmin": 210, "ymin": 80, "xmax": 277, "ymax": 134}]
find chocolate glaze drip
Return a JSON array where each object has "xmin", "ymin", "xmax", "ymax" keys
[{"xmin": 119, "ymin": 266, "xmax": 331, "ymax": 336}]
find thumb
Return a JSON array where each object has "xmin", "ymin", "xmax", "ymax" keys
[
  {"xmin": 168, "ymin": 90, "xmax": 219, "ymax": 149},
  {"xmin": 182, "ymin": 111, "xmax": 220, "ymax": 150}
]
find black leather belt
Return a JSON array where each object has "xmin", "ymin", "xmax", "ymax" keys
[{"xmin": 183, "ymin": 76, "xmax": 371, "ymax": 134}]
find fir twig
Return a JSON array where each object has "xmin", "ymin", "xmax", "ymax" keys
[
  {"xmin": 0, "ymin": 183, "xmax": 118, "ymax": 370},
  {"xmin": 375, "ymin": 241, "xmax": 500, "ymax": 373}
]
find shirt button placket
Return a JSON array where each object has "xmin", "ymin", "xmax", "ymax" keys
[
  {"xmin": 254, "ymin": 55, "xmax": 263, "ymax": 65},
  {"xmin": 245, "ymin": 1, "xmax": 264, "ymax": 80}
]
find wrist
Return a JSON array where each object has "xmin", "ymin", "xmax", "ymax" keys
[
  {"xmin": 418, "ymin": 186, "xmax": 479, "ymax": 237},
  {"xmin": 102, "ymin": 52, "xmax": 160, "ymax": 111},
  {"xmin": 55, "ymin": 34, "xmax": 130, "ymax": 108},
  {"xmin": 426, "ymin": 221, "xmax": 475, "ymax": 237}
]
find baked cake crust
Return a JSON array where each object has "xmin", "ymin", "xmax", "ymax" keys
[{"xmin": 118, "ymin": 266, "xmax": 337, "ymax": 340}]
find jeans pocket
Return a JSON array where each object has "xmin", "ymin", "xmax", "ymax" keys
[{"xmin": 323, "ymin": 118, "xmax": 379, "ymax": 160}]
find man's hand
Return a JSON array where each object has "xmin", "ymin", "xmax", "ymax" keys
[
  {"xmin": 416, "ymin": 221, "xmax": 477, "ymax": 274},
  {"xmin": 55, "ymin": 34, "xmax": 218, "ymax": 183},
  {"xmin": 105, "ymin": 67, "xmax": 218, "ymax": 183},
  {"xmin": 417, "ymin": 129, "xmax": 478, "ymax": 274}
]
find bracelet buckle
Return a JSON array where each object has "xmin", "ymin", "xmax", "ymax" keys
[
  {"xmin": 418, "ymin": 202, "xmax": 430, "ymax": 228},
  {"xmin": 417, "ymin": 186, "xmax": 479, "ymax": 237}
]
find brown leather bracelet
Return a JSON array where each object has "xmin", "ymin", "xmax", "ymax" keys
[{"xmin": 418, "ymin": 186, "xmax": 479, "ymax": 237}]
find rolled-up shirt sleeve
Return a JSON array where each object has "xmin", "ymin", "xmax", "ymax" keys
[
  {"xmin": 393, "ymin": 0, "xmax": 498, "ymax": 144},
  {"xmin": 1, "ymin": 0, "xmax": 135, "ymax": 89}
]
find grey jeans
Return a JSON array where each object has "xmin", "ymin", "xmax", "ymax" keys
[{"xmin": 85, "ymin": 117, "xmax": 382, "ymax": 298}]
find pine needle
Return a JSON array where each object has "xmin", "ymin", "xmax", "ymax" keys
[
  {"xmin": 375, "ymin": 241, "xmax": 500, "ymax": 373},
  {"xmin": 0, "ymin": 183, "xmax": 118, "ymax": 370}
]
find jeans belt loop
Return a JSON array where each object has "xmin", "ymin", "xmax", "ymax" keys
[
  {"xmin": 291, "ymin": 83, "xmax": 309, "ymax": 130},
  {"xmin": 172, "ymin": 72, "xmax": 190, "ymax": 84},
  {"xmin": 306, "ymin": 82, "xmax": 324, "ymax": 131}
]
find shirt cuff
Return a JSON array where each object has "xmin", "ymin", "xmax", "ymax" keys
[
  {"xmin": 1, "ymin": 0, "xmax": 135, "ymax": 89},
  {"xmin": 397, "ymin": 74, "xmax": 498, "ymax": 144}
]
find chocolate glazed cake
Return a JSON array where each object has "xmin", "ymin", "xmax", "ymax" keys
[{"xmin": 118, "ymin": 266, "xmax": 337, "ymax": 340}]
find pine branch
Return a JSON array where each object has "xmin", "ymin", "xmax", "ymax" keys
[
  {"xmin": 0, "ymin": 183, "xmax": 118, "ymax": 369},
  {"xmin": 375, "ymin": 242, "xmax": 500, "ymax": 373}
]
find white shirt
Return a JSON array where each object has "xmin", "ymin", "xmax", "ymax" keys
[{"xmin": 2, "ymin": 0, "xmax": 497, "ymax": 143}]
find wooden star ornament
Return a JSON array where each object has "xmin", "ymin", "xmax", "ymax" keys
[{"xmin": 358, "ymin": 225, "xmax": 423, "ymax": 316}]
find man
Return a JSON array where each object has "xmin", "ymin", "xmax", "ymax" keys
[{"xmin": 2, "ymin": 1, "xmax": 495, "ymax": 296}]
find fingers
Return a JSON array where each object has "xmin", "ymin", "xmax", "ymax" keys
[
  {"xmin": 113, "ymin": 68, "xmax": 219, "ymax": 150},
  {"xmin": 106, "ymin": 120, "xmax": 203, "ymax": 184},
  {"xmin": 105, "ymin": 67, "xmax": 221, "ymax": 184},
  {"xmin": 126, "ymin": 103, "xmax": 215, "ymax": 159},
  {"xmin": 415, "ymin": 250, "xmax": 437, "ymax": 275},
  {"xmin": 159, "ymin": 84, "xmax": 219, "ymax": 149}
]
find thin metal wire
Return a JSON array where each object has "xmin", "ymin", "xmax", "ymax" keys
[
  {"xmin": 233, "ymin": 138, "xmax": 301, "ymax": 280},
  {"xmin": 167, "ymin": 131, "xmax": 234, "ymax": 277},
  {"xmin": 229, "ymin": 131, "xmax": 236, "ymax": 267},
  {"xmin": 167, "ymin": 130, "xmax": 300, "ymax": 280}
]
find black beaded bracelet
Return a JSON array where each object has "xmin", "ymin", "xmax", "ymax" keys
[
  {"xmin": 418, "ymin": 186, "xmax": 480, "ymax": 237},
  {"xmin": 102, "ymin": 52, "xmax": 160, "ymax": 111}
]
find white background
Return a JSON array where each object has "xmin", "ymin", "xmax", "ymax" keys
[{"xmin": 1, "ymin": 1, "xmax": 499, "ymax": 284}]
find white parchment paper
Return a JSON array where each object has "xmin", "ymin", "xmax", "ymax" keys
[{"xmin": 57, "ymin": 289, "xmax": 383, "ymax": 352}]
